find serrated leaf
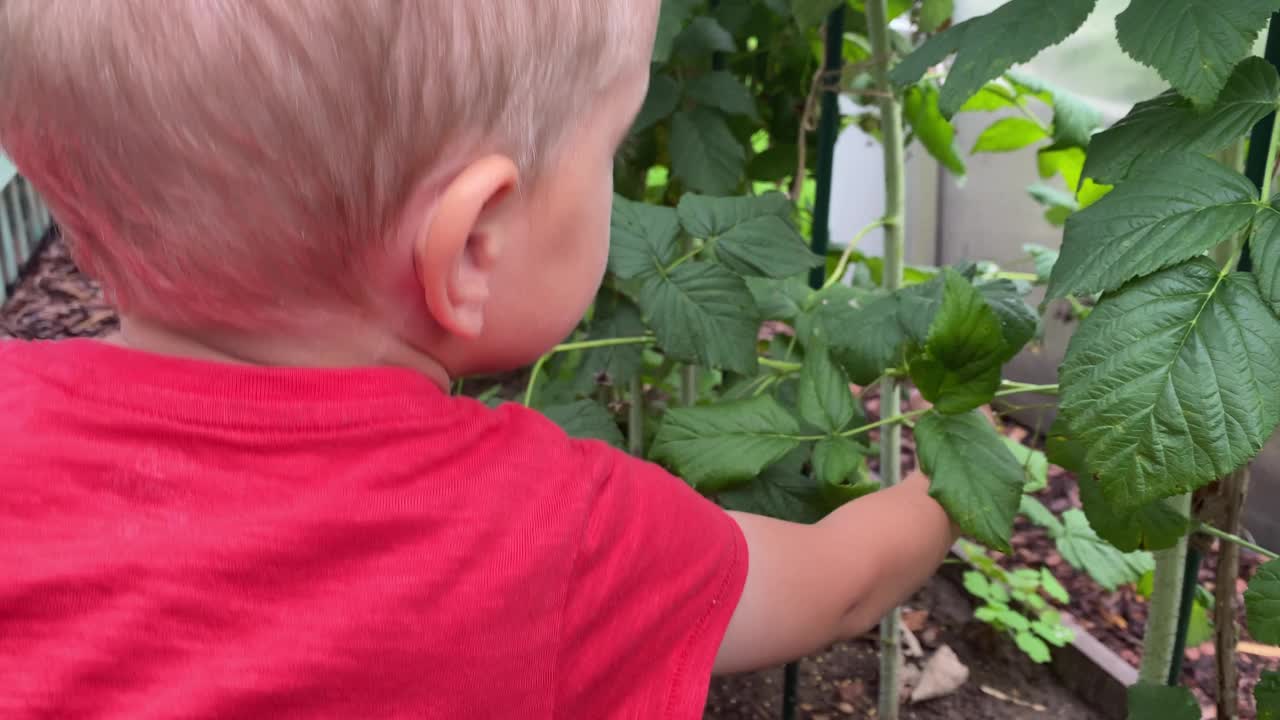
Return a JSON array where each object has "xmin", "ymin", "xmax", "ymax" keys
[
  {"xmin": 1020, "ymin": 495, "xmax": 1063, "ymax": 535},
  {"xmin": 1047, "ymin": 153, "xmax": 1259, "ymax": 301},
  {"xmin": 909, "ymin": 271, "xmax": 1006, "ymax": 414},
  {"xmin": 916, "ymin": 410, "xmax": 1024, "ymax": 552},
  {"xmin": 963, "ymin": 571, "xmax": 991, "ymax": 599},
  {"xmin": 919, "ymin": 0, "xmax": 953, "ymax": 33},
  {"xmin": 1040, "ymin": 568, "xmax": 1070, "ymax": 604},
  {"xmin": 1055, "ymin": 510, "xmax": 1154, "ymax": 591},
  {"xmin": 717, "ymin": 451, "xmax": 826, "ymax": 523},
  {"xmin": 748, "ymin": 276, "xmax": 813, "ymax": 322},
  {"xmin": 576, "ymin": 296, "xmax": 647, "ymax": 391},
  {"xmin": 1247, "ymin": 558, "xmax": 1280, "ymax": 645},
  {"xmin": 1007, "ymin": 71, "xmax": 1102, "ymax": 149},
  {"xmin": 976, "ymin": 278, "xmax": 1038, "ymax": 358},
  {"xmin": 670, "ymin": 108, "xmax": 746, "ymax": 195},
  {"xmin": 639, "ymin": 262, "xmax": 760, "ymax": 375},
  {"xmin": 1125, "ymin": 683, "xmax": 1201, "ymax": 720},
  {"xmin": 609, "ymin": 195, "xmax": 681, "ymax": 280},
  {"xmin": 1059, "ymin": 258, "xmax": 1280, "ymax": 509},
  {"xmin": 1085, "ymin": 57, "xmax": 1280, "ymax": 184},
  {"xmin": 675, "ymin": 16, "xmax": 737, "ymax": 55},
  {"xmin": 1250, "ymin": 203, "xmax": 1280, "ymax": 313},
  {"xmin": 1024, "ymin": 243, "xmax": 1060, "ymax": 285},
  {"xmin": 1045, "ymin": 413, "xmax": 1086, "ymax": 474},
  {"xmin": 651, "ymin": 394, "xmax": 801, "ymax": 491},
  {"xmin": 715, "ymin": 216, "xmax": 823, "ymax": 278},
  {"xmin": 890, "ymin": 0, "xmax": 1099, "ymax": 116},
  {"xmin": 686, "ymin": 71, "xmax": 760, "ymax": 120},
  {"xmin": 1078, "ymin": 474, "xmax": 1190, "ymax": 552},
  {"xmin": 1038, "ymin": 145, "xmax": 1086, "ymax": 190},
  {"xmin": 904, "ymin": 83, "xmax": 966, "ymax": 176},
  {"xmin": 1015, "ymin": 631, "xmax": 1051, "ymax": 662},
  {"xmin": 1002, "ymin": 437, "xmax": 1048, "ymax": 493},
  {"xmin": 1116, "ymin": 0, "xmax": 1276, "ymax": 108},
  {"xmin": 813, "ymin": 437, "xmax": 867, "ymax": 486},
  {"xmin": 677, "ymin": 191, "xmax": 793, "ymax": 236},
  {"xmin": 654, "ymin": 0, "xmax": 698, "ymax": 63},
  {"xmin": 632, "ymin": 74, "xmax": 681, "ymax": 133},
  {"xmin": 972, "ymin": 117, "xmax": 1049, "ymax": 154},
  {"xmin": 999, "ymin": 608, "xmax": 1031, "ymax": 632},
  {"xmin": 540, "ymin": 400, "xmax": 625, "ymax": 448},
  {"xmin": 798, "ymin": 348, "xmax": 857, "ymax": 432},
  {"xmin": 820, "ymin": 276, "xmax": 944, "ymax": 384},
  {"xmin": 1257, "ymin": 671, "xmax": 1280, "ymax": 720}
]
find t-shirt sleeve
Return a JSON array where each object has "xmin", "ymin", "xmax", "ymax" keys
[{"xmin": 553, "ymin": 441, "xmax": 747, "ymax": 719}]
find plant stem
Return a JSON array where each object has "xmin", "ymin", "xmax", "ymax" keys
[
  {"xmin": 522, "ymin": 335, "xmax": 656, "ymax": 407},
  {"xmin": 822, "ymin": 217, "xmax": 889, "ymax": 290},
  {"xmin": 759, "ymin": 357, "xmax": 803, "ymax": 373},
  {"xmin": 838, "ymin": 407, "xmax": 929, "ymax": 439},
  {"xmin": 996, "ymin": 381, "xmax": 1058, "ymax": 396},
  {"xmin": 664, "ymin": 246, "xmax": 702, "ymax": 273},
  {"xmin": 1138, "ymin": 492, "xmax": 1193, "ymax": 684},
  {"xmin": 1262, "ymin": 104, "xmax": 1280, "ymax": 201},
  {"xmin": 628, "ymin": 376, "xmax": 645, "ymax": 456},
  {"xmin": 865, "ymin": 0, "xmax": 905, "ymax": 715},
  {"xmin": 1199, "ymin": 520, "xmax": 1278, "ymax": 560},
  {"xmin": 1210, "ymin": 469, "xmax": 1252, "ymax": 720}
]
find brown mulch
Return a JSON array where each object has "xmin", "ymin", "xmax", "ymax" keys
[{"xmin": 3, "ymin": 231, "xmax": 1276, "ymax": 719}]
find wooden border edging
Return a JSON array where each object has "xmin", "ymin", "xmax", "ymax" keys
[{"xmin": 937, "ymin": 547, "xmax": 1135, "ymax": 720}]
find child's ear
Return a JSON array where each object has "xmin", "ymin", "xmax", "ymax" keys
[{"xmin": 412, "ymin": 155, "xmax": 519, "ymax": 339}]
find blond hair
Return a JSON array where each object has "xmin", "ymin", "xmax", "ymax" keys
[{"xmin": 0, "ymin": 1, "xmax": 648, "ymax": 328}]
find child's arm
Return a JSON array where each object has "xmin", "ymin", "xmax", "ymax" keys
[{"xmin": 713, "ymin": 470, "xmax": 957, "ymax": 674}]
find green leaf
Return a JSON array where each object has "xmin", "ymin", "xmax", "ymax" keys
[
  {"xmin": 972, "ymin": 117, "xmax": 1049, "ymax": 154},
  {"xmin": 1125, "ymin": 683, "xmax": 1201, "ymax": 720},
  {"xmin": 686, "ymin": 71, "xmax": 760, "ymax": 120},
  {"xmin": 999, "ymin": 608, "xmax": 1031, "ymax": 632},
  {"xmin": 959, "ymin": 83, "xmax": 1018, "ymax": 112},
  {"xmin": 798, "ymin": 348, "xmax": 857, "ymax": 432},
  {"xmin": 577, "ymin": 295, "xmax": 647, "ymax": 391},
  {"xmin": 651, "ymin": 395, "xmax": 802, "ymax": 491},
  {"xmin": 1040, "ymin": 568, "xmax": 1070, "ymax": 604},
  {"xmin": 1257, "ymin": 671, "xmax": 1280, "ymax": 720},
  {"xmin": 909, "ymin": 271, "xmax": 1006, "ymax": 414},
  {"xmin": 747, "ymin": 276, "xmax": 813, "ymax": 322},
  {"xmin": 1046, "ymin": 153, "xmax": 1259, "ymax": 301},
  {"xmin": 974, "ymin": 606, "xmax": 1001, "ymax": 623},
  {"xmin": 1084, "ymin": 57, "xmax": 1280, "ymax": 184},
  {"xmin": 1038, "ymin": 145, "xmax": 1086, "ymax": 191},
  {"xmin": 1186, "ymin": 597, "xmax": 1214, "ymax": 647},
  {"xmin": 904, "ymin": 83, "xmax": 966, "ymax": 176},
  {"xmin": 1059, "ymin": 259, "xmax": 1280, "ymax": 509},
  {"xmin": 717, "ymin": 452, "xmax": 826, "ymax": 523},
  {"xmin": 1247, "ymin": 558, "xmax": 1280, "ymax": 645},
  {"xmin": 1045, "ymin": 413, "xmax": 1086, "ymax": 474},
  {"xmin": 1055, "ymin": 510, "xmax": 1154, "ymax": 591},
  {"xmin": 1078, "ymin": 474, "xmax": 1190, "ymax": 552},
  {"xmin": 1116, "ymin": 0, "xmax": 1277, "ymax": 108},
  {"xmin": 792, "ymin": 0, "xmax": 843, "ymax": 28},
  {"xmin": 609, "ymin": 195, "xmax": 681, "ymax": 280},
  {"xmin": 1020, "ymin": 495, "xmax": 1063, "ymax": 535},
  {"xmin": 715, "ymin": 216, "xmax": 823, "ymax": 278},
  {"xmin": 1002, "ymin": 437, "xmax": 1048, "ymax": 492},
  {"xmin": 1015, "ymin": 631, "xmax": 1052, "ymax": 663},
  {"xmin": 639, "ymin": 262, "xmax": 760, "ymax": 375},
  {"xmin": 1032, "ymin": 617, "xmax": 1074, "ymax": 646},
  {"xmin": 919, "ymin": 0, "xmax": 953, "ymax": 33},
  {"xmin": 915, "ymin": 410, "xmax": 1025, "ymax": 552},
  {"xmin": 1007, "ymin": 72, "xmax": 1102, "ymax": 149},
  {"xmin": 1250, "ymin": 203, "xmax": 1280, "ymax": 314},
  {"xmin": 976, "ymin": 278, "xmax": 1038, "ymax": 358},
  {"xmin": 670, "ymin": 108, "xmax": 746, "ymax": 195},
  {"xmin": 1024, "ymin": 243, "xmax": 1060, "ymax": 285},
  {"xmin": 963, "ymin": 571, "xmax": 992, "ymax": 599},
  {"xmin": 675, "ymin": 16, "xmax": 737, "ymax": 55},
  {"xmin": 889, "ymin": 0, "xmax": 1099, "ymax": 116},
  {"xmin": 540, "ymin": 400, "xmax": 625, "ymax": 448},
  {"xmin": 632, "ymin": 74, "xmax": 681, "ymax": 133},
  {"xmin": 677, "ymin": 191, "xmax": 793, "ymax": 237},
  {"xmin": 813, "ymin": 437, "xmax": 867, "ymax": 485},
  {"xmin": 654, "ymin": 0, "xmax": 698, "ymax": 63},
  {"xmin": 820, "ymin": 275, "xmax": 945, "ymax": 384}
]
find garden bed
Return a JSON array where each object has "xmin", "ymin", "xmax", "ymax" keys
[{"xmin": 5, "ymin": 234, "xmax": 1278, "ymax": 719}]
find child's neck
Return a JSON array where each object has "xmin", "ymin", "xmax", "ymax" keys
[{"xmin": 106, "ymin": 315, "xmax": 454, "ymax": 389}]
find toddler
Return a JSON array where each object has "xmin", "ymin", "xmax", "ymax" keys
[{"xmin": 0, "ymin": 1, "xmax": 957, "ymax": 718}]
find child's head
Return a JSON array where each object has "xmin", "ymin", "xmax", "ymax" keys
[{"xmin": 0, "ymin": 1, "xmax": 657, "ymax": 376}]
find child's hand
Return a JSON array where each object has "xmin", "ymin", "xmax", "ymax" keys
[{"xmin": 713, "ymin": 469, "xmax": 955, "ymax": 674}]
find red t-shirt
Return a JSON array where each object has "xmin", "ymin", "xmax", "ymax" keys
[{"xmin": 0, "ymin": 339, "xmax": 747, "ymax": 719}]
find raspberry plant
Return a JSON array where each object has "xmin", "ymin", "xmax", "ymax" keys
[{"xmin": 514, "ymin": 1, "xmax": 1280, "ymax": 718}]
